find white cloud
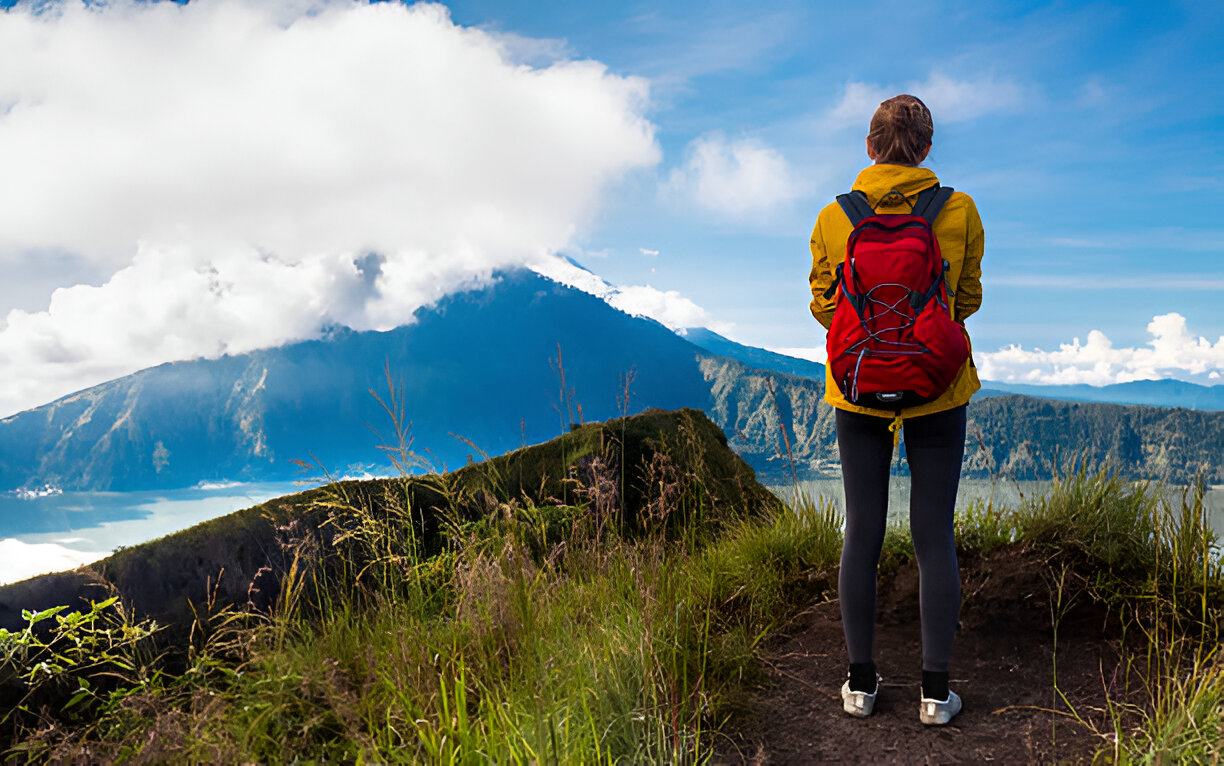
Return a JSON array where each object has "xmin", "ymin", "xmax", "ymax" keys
[
  {"xmin": 665, "ymin": 133, "xmax": 801, "ymax": 218},
  {"xmin": 530, "ymin": 255, "xmax": 618, "ymax": 301},
  {"xmin": 827, "ymin": 81, "xmax": 894, "ymax": 132},
  {"xmin": 827, "ymin": 71, "xmax": 1025, "ymax": 130},
  {"xmin": 639, "ymin": 248, "xmax": 660, "ymax": 256},
  {"xmin": 481, "ymin": 29, "xmax": 573, "ymax": 66},
  {"xmin": 0, "ymin": 538, "xmax": 107, "ymax": 586},
  {"xmin": 607, "ymin": 285, "xmax": 712, "ymax": 330},
  {"xmin": 529, "ymin": 254, "xmax": 732, "ymax": 333},
  {"xmin": 0, "ymin": 1, "xmax": 659, "ymax": 416},
  {"xmin": 0, "ymin": 243, "xmax": 501, "ymax": 414},
  {"xmin": 977, "ymin": 313, "xmax": 1224, "ymax": 385}
]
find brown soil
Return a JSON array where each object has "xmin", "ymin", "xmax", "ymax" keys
[{"xmin": 710, "ymin": 546, "xmax": 1136, "ymax": 764}]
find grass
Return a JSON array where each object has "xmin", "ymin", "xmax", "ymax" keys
[
  {"xmin": 0, "ymin": 478, "xmax": 842, "ymax": 763},
  {"xmin": 1, "ymin": 450, "xmax": 1221, "ymax": 762},
  {"xmin": 1003, "ymin": 462, "xmax": 1223, "ymax": 764}
]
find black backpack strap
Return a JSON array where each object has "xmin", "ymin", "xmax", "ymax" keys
[
  {"xmin": 911, "ymin": 184, "xmax": 954, "ymax": 225},
  {"xmin": 822, "ymin": 262, "xmax": 844, "ymax": 300},
  {"xmin": 836, "ymin": 190, "xmax": 876, "ymax": 226}
]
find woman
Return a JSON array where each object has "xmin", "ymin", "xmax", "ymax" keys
[{"xmin": 808, "ymin": 94, "xmax": 984, "ymax": 725}]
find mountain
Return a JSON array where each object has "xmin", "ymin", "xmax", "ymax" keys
[
  {"xmin": 697, "ymin": 357, "xmax": 1224, "ymax": 483},
  {"xmin": 975, "ymin": 379, "xmax": 1224, "ymax": 411},
  {"xmin": 0, "ymin": 270, "xmax": 713, "ymax": 490},
  {"xmin": 678, "ymin": 328, "xmax": 825, "ymax": 380},
  {"xmin": 962, "ymin": 395, "xmax": 1224, "ymax": 480},
  {"xmin": 544, "ymin": 256, "xmax": 1222, "ymax": 413},
  {"xmin": 2, "ymin": 268, "xmax": 1222, "ymax": 490}
]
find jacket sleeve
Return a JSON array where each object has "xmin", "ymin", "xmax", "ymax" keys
[
  {"xmin": 954, "ymin": 197, "xmax": 984, "ymax": 322},
  {"xmin": 809, "ymin": 216, "xmax": 835, "ymax": 330}
]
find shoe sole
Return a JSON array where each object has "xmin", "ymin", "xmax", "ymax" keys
[
  {"xmin": 841, "ymin": 677, "xmax": 879, "ymax": 718},
  {"xmin": 919, "ymin": 690, "xmax": 962, "ymax": 725}
]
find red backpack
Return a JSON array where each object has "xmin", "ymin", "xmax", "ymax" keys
[{"xmin": 824, "ymin": 184, "xmax": 969, "ymax": 410}]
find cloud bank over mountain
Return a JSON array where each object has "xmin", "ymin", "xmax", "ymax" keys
[
  {"xmin": 0, "ymin": 0, "xmax": 659, "ymax": 417},
  {"xmin": 768, "ymin": 313, "xmax": 1224, "ymax": 387},
  {"xmin": 976, "ymin": 313, "xmax": 1224, "ymax": 385},
  {"xmin": 529, "ymin": 255, "xmax": 730, "ymax": 334}
]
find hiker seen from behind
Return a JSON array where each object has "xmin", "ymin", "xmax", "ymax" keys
[{"xmin": 808, "ymin": 92, "xmax": 984, "ymax": 726}]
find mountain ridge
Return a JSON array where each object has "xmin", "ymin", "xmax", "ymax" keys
[
  {"xmin": 2, "ymin": 268, "xmax": 1221, "ymax": 490},
  {"xmin": 973, "ymin": 378, "xmax": 1224, "ymax": 410}
]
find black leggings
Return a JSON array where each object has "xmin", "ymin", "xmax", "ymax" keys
[{"xmin": 836, "ymin": 405, "xmax": 966, "ymax": 673}]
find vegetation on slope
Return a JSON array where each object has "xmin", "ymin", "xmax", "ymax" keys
[
  {"xmin": 0, "ymin": 412, "xmax": 1220, "ymax": 763},
  {"xmin": 0, "ymin": 407, "xmax": 775, "ymax": 641}
]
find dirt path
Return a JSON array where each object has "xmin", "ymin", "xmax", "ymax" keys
[{"xmin": 710, "ymin": 547, "xmax": 1131, "ymax": 764}]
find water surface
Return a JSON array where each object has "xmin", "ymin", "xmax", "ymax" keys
[
  {"xmin": 771, "ymin": 478, "xmax": 1224, "ymax": 541},
  {"xmin": 0, "ymin": 481, "xmax": 311, "ymax": 584}
]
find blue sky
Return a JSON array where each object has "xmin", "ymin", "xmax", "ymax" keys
[
  {"xmin": 442, "ymin": 0, "xmax": 1224, "ymax": 352},
  {"xmin": 0, "ymin": 0, "xmax": 1221, "ymax": 416}
]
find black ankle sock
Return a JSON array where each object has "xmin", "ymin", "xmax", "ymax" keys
[
  {"xmin": 848, "ymin": 662, "xmax": 877, "ymax": 693},
  {"xmin": 922, "ymin": 670, "xmax": 949, "ymax": 701}
]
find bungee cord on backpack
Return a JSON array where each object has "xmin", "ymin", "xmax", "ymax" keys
[{"xmin": 825, "ymin": 185, "xmax": 968, "ymax": 415}]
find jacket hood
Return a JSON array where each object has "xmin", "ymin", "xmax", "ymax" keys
[{"xmin": 851, "ymin": 164, "xmax": 939, "ymax": 208}]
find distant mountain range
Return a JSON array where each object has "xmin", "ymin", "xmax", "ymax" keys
[
  {"xmin": 697, "ymin": 356, "xmax": 1223, "ymax": 484},
  {"xmin": 975, "ymin": 379, "xmax": 1224, "ymax": 410},
  {"xmin": 678, "ymin": 328, "xmax": 1224, "ymax": 412},
  {"xmin": 1, "ymin": 267, "xmax": 1221, "ymax": 490}
]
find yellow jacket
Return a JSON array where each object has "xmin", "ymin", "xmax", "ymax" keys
[{"xmin": 809, "ymin": 163, "xmax": 984, "ymax": 418}]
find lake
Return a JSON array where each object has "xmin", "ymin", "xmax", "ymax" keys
[
  {"xmin": 0, "ymin": 481, "xmax": 312, "ymax": 585},
  {"xmin": 770, "ymin": 478, "xmax": 1224, "ymax": 542}
]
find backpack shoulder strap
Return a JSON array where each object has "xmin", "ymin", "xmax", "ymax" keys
[
  {"xmin": 911, "ymin": 184, "xmax": 954, "ymax": 226},
  {"xmin": 836, "ymin": 190, "xmax": 876, "ymax": 226}
]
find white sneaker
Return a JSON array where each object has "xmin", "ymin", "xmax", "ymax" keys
[
  {"xmin": 919, "ymin": 689, "xmax": 962, "ymax": 725},
  {"xmin": 841, "ymin": 674, "xmax": 880, "ymax": 717}
]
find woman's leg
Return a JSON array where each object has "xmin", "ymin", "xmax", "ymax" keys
[
  {"xmin": 903, "ymin": 405, "xmax": 967, "ymax": 690},
  {"xmin": 835, "ymin": 408, "xmax": 894, "ymax": 680}
]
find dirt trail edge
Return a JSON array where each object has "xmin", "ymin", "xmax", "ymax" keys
[{"xmin": 711, "ymin": 546, "xmax": 1130, "ymax": 764}]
